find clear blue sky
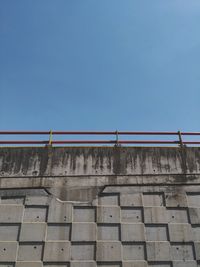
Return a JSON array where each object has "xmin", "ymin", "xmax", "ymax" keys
[{"xmin": 0, "ymin": 0, "xmax": 200, "ymax": 132}]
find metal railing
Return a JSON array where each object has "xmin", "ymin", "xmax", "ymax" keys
[{"xmin": 0, "ymin": 131, "xmax": 200, "ymax": 146}]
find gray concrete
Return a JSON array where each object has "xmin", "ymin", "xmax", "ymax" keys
[{"xmin": 0, "ymin": 146, "xmax": 200, "ymax": 266}]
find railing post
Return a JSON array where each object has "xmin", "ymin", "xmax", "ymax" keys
[
  {"xmin": 178, "ymin": 130, "xmax": 184, "ymax": 147},
  {"xmin": 48, "ymin": 130, "xmax": 53, "ymax": 146},
  {"xmin": 115, "ymin": 130, "xmax": 120, "ymax": 147}
]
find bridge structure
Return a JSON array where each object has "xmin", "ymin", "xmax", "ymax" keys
[{"xmin": 0, "ymin": 131, "xmax": 200, "ymax": 267}]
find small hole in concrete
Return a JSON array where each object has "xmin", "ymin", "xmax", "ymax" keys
[
  {"xmin": 172, "ymin": 216, "xmax": 175, "ymax": 218},
  {"xmin": 176, "ymin": 247, "xmax": 179, "ymax": 250},
  {"xmin": 3, "ymin": 248, "xmax": 6, "ymax": 251},
  {"xmin": 61, "ymin": 248, "xmax": 64, "ymax": 251},
  {"xmin": 34, "ymin": 246, "xmax": 37, "ymax": 249},
  {"xmin": 136, "ymin": 216, "xmax": 139, "ymax": 219},
  {"xmin": 110, "ymin": 215, "xmax": 112, "ymax": 218},
  {"xmin": 36, "ymin": 216, "xmax": 39, "ymax": 219}
]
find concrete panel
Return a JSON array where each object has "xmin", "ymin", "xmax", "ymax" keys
[
  {"xmin": 169, "ymin": 223, "xmax": 192, "ymax": 242},
  {"xmin": 96, "ymin": 241, "xmax": 121, "ymax": 261},
  {"xmin": 122, "ymin": 243, "xmax": 145, "ymax": 260},
  {"xmin": 165, "ymin": 192, "xmax": 187, "ymax": 207},
  {"xmin": 0, "ymin": 241, "xmax": 18, "ymax": 261},
  {"xmin": 71, "ymin": 243, "xmax": 95, "ymax": 261},
  {"xmin": 121, "ymin": 208, "xmax": 143, "ymax": 223},
  {"xmin": 17, "ymin": 243, "xmax": 43, "ymax": 261},
  {"xmin": 23, "ymin": 207, "xmax": 47, "ymax": 222},
  {"xmin": 145, "ymin": 225, "xmax": 168, "ymax": 241},
  {"xmin": 192, "ymin": 226, "xmax": 200, "ymax": 241},
  {"xmin": 98, "ymin": 194, "xmax": 119, "ymax": 206},
  {"xmin": 167, "ymin": 209, "xmax": 189, "ymax": 223},
  {"xmin": 123, "ymin": 262, "xmax": 147, "ymax": 267},
  {"xmin": 144, "ymin": 207, "xmax": 167, "ymax": 223},
  {"xmin": 189, "ymin": 208, "xmax": 200, "ymax": 224},
  {"xmin": 0, "ymin": 205, "xmax": 23, "ymax": 223},
  {"xmin": 187, "ymin": 193, "xmax": 200, "ymax": 207},
  {"xmin": 97, "ymin": 207, "xmax": 120, "ymax": 223},
  {"xmin": 25, "ymin": 196, "xmax": 49, "ymax": 206},
  {"xmin": 43, "ymin": 241, "xmax": 70, "ymax": 262},
  {"xmin": 71, "ymin": 223, "xmax": 96, "ymax": 242},
  {"xmin": 16, "ymin": 262, "xmax": 43, "ymax": 267},
  {"xmin": 143, "ymin": 193, "xmax": 164, "ymax": 207},
  {"xmin": 0, "ymin": 224, "xmax": 19, "ymax": 241},
  {"xmin": 173, "ymin": 261, "xmax": 197, "ymax": 267},
  {"xmin": 97, "ymin": 224, "xmax": 120, "ymax": 240},
  {"xmin": 47, "ymin": 224, "xmax": 71, "ymax": 240},
  {"xmin": 48, "ymin": 200, "xmax": 72, "ymax": 223},
  {"xmin": 73, "ymin": 207, "xmax": 96, "ymax": 222},
  {"xmin": 171, "ymin": 243, "xmax": 195, "ymax": 260},
  {"xmin": 19, "ymin": 223, "xmax": 46, "ymax": 241},
  {"xmin": 146, "ymin": 241, "xmax": 171, "ymax": 261},
  {"xmin": 121, "ymin": 223, "xmax": 145, "ymax": 242},
  {"xmin": 1, "ymin": 197, "xmax": 25, "ymax": 204},
  {"xmin": 71, "ymin": 261, "xmax": 96, "ymax": 267},
  {"xmin": 194, "ymin": 242, "xmax": 200, "ymax": 260},
  {"xmin": 120, "ymin": 193, "xmax": 142, "ymax": 207}
]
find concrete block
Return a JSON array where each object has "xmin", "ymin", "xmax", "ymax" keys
[
  {"xmin": 97, "ymin": 206, "xmax": 120, "ymax": 223},
  {"xmin": 16, "ymin": 262, "xmax": 43, "ymax": 267},
  {"xmin": 0, "ymin": 241, "xmax": 17, "ymax": 261},
  {"xmin": 148, "ymin": 264, "xmax": 171, "ymax": 267},
  {"xmin": 17, "ymin": 243, "xmax": 43, "ymax": 261},
  {"xmin": 165, "ymin": 192, "xmax": 187, "ymax": 207},
  {"xmin": 0, "ymin": 205, "xmax": 23, "ymax": 223},
  {"xmin": 71, "ymin": 243, "xmax": 95, "ymax": 260},
  {"xmin": 23, "ymin": 207, "xmax": 47, "ymax": 222},
  {"xmin": 0, "ymin": 224, "xmax": 19, "ymax": 241},
  {"xmin": 19, "ymin": 223, "xmax": 46, "ymax": 241},
  {"xmin": 173, "ymin": 261, "xmax": 197, "ymax": 267},
  {"xmin": 43, "ymin": 241, "xmax": 70, "ymax": 262},
  {"xmin": 122, "ymin": 262, "xmax": 147, "ymax": 267},
  {"xmin": 73, "ymin": 207, "xmax": 96, "ymax": 222},
  {"xmin": 167, "ymin": 208, "xmax": 189, "ymax": 223},
  {"xmin": 71, "ymin": 223, "xmax": 96, "ymax": 241},
  {"xmin": 145, "ymin": 225, "xmax": 168, "ymax": 241},
  {"xmin": 0, "ymin": 264, "xmax": 14, "ymax": 267},
  {"xmin": 146, "ymin": 241, "xmax": 171, "ymax": 261},
  {"xmin": 121, "ymin": 208, "xmax": 143, "ymax": 223},
  {"xmin": 169, "ymin": 223, "xmax": 192, "ymax": 242},
  {"xmin": 122, "ymin": 243, "xmax": 145, "ymax": 260},
  {"xmin": 171, "ymin": 243, "xmax": 194, "ymax": 260},
  {"xmin": 187, "ymin": 193, "xmax": 200, "ymax": 207},
  {"xmin": 144, "ymin": 207, "xmax": 167, "ymax": 223},
  {"xmin": 98, "ymin": 194, "xmax": 119, "ymax": 206},
  {"xmin": 143, "ymin": 193, "xmax": 164, "ymax": 206},
  {"xmin": 48, "ymin": 200, "xmax": 72, "ymax": 223},
  {"xmin": 71, "ymin": 261, "xmax": 96, "ymax": 267},
  {"xmin": 1, "ymin": 197, "xmax": 25, "ymax": 204},
  {"xmin": 189, "ymin": 208, "xmax": 200, "ymax": 224},
  {"xmin": 47, "ymin": 224, "xmax": 71, "ymax": 240},
  {"xmin": 192, "ymin": 226, "xmax": 200, "ymax": 241},
  {"xmin": 97, "ymin": 264, "xmax": 120, "ymax": 267},
  {"xmin": 97, "ymin": 224, "xmax": 120, "ymax": 240},
  {"xmin": 44, "ymin": 265, "xmax": 69, "ymax": 267},
  {"xmin": 25, "ymin": 196, "xmax": 49, "ymax": 206},
  {"xmin": 120, "ymin": 193, "xmax": 142, "ymax": 207},
  {"xmin": 194, "ymin": 242, "xmax": 200, "ymax": 260},
  {"xmin": 121, "ymin": 223, "xmax": 145, "ymax": 241},
  {"xmin": 96, "ymin": 241, "xmax": 121, "ymax": 261}
]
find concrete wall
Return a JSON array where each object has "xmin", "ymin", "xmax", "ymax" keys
[{"xmin": 0, "ymin": 146, "xmax": 200, "ymax": 266}]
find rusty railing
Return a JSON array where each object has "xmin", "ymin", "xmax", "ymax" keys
[{"xmin": 0, "ymin": 131, "xmax": 200, "ymax": 146}]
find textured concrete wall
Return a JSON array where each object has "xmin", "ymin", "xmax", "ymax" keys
[{"xmin": 0, "ymin": 146, "xmax": 200, "ymax": 266}]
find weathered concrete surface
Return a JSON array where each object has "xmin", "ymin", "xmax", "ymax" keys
[
  {"xmin": 0, "ymin": 147, "xmax": 200, "ymax": 201},
  {"xmin": 0, "ymin": 146, "xmax": 200, "ymax": 266}
]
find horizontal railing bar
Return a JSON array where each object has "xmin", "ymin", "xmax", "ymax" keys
[
  {"xmin": 0, "ymin": 140, "xmax": 183, "ymax": 144},
  {"xmin": 0, "ymin": 131, "xmax": 200, "ymax": 135}
]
